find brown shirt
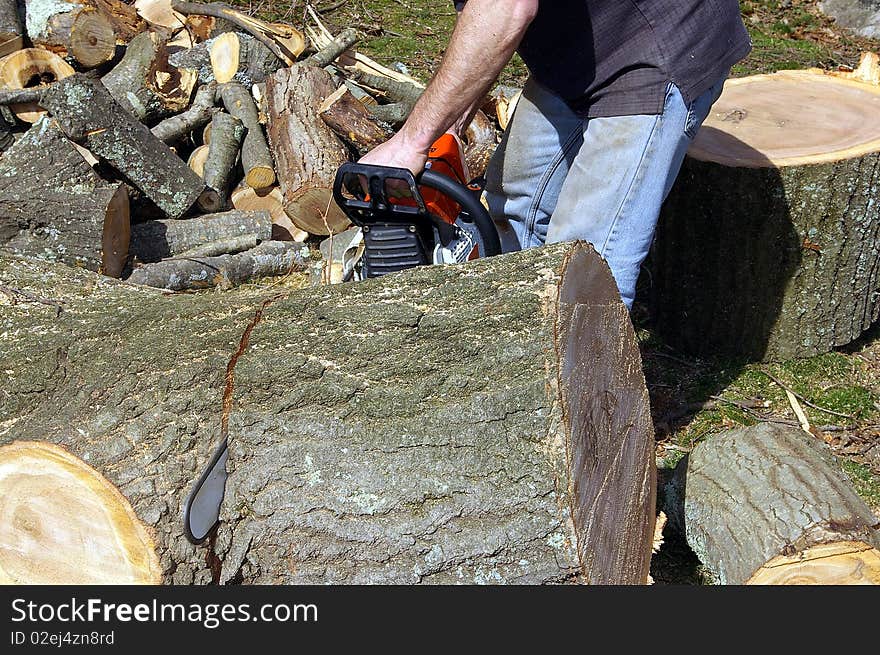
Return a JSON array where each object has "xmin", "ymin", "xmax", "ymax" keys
[{"xmin": 455, "ymin": 0, "xmax": 752, "ymax": 117}]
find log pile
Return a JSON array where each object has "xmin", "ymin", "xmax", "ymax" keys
[{"xmin": 0, "ymin": 1, "xmax": 511, "ymax": 290}]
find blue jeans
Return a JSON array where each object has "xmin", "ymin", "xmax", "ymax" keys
[{"xmin": 485, "ymin": 76, "xmax": 727, "ymax": 308}]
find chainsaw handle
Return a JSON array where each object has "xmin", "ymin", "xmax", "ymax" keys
[{"xmin": 419, "ymin": 169, "xmax": 501, "ymax": 257}]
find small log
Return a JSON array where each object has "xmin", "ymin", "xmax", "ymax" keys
[
  {"xmin": 666, "ymin": 423, "xmax": 880, "ymax": 585},
  {"xmin": 218, "ymin": 80, "xmax": 274, "ymax": 189},
  {"xmin": 0, "ymin": 87, "xmax": 44, "ymax": 106},
  {"xmin": 26, "ymin": 1, "xmax": 143, "ymax": 58},
  {"xmin": 170, "ymin": 1, "xmax": 305, "ymax": 64},
  {"xmin": 187, "ymin": 143, "xmax": 209, "ymax": 177},
  {"xmin": 101, "ymin": 31, "xmax": 197, "ymax": 122},
  {"xmin": 129, "ymin": 209, "xmax": 271, "ymax": 262},
  {"xmin": 127, "ymin": 239, "xmax": 307, "ymax": 290},
  {"xmin": 266, "ymin": 65, "xmax": 349, "ymax": 235},
  {"xmin": 199, "ymin": 112, "xmax": 245, "ymax": 212},
  {"xmin": 0, "ymin": 117, "xmax": 129, "ymax": 276},
  {"xmin": 368, "ymin": 101, "xmax": 411, "ymax": 126},
  {"xmin": 42, "ymin": 73, "xmax": 204, "ymax": 220},
  {"xmin": 151, "ymin": 81, "xmax": 217, "ymax": 143},
  {"xmin": 0, "ymin": 441, "xmax": 162, "ymax": 584},
  {"xmin": 176, "ymin": 233, "xmax": 257, "ymax": 258},
  {"xmin": 0, "ymin": 0, "xmax": 23, "ymax": 57},
  {"xmin": 230, "ymin": 185, "xmax": 308, "ymax": 242},
  {"xmin": 0, "ymin": 49, "xmax": 74, "ymax": 123},
  {"xmin": 171, "ymin": 32, "xmax": 281, "ymax": 90},
  {"xmin": 318, "ymin": 85, "xmax": 393, "ymax": 156}
]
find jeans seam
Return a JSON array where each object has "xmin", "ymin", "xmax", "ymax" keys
[
  {"xmin": 598, "ymin": 112, "xmax": 664, "ymax": 257},
  {"xmin": 524, "ymin": 123, "xmax": 585, "ymax": 241}
]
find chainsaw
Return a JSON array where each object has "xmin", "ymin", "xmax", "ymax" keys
[{"xmin": 182, "ymin": 134, "xmax": 502, "ymax": 544}]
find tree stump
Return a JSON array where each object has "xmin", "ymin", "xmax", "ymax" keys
[
  {"xmin": 0, "ymin": 242, "xmax": 655, "ymax": 584},
  {"xmin": 649, "ymin": 68, "xmax": 880, "ymax": 361},
  {"xmin": 666, "ymin": 423, "xmax": 880, "ymax": 585}
]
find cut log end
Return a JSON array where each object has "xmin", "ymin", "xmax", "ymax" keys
[
  {"xmin": 747, "ymin": 541, "xmax": 880, "ymax": 585},
  {"xmin": 0, "ymin": 49, "xmax": 75, "ymax": 123},
  {"xmin": 70, "ymin": 9, "xmax": 117, "ymax": 69},
  {"xmin": 245, "ymin": 165, "xmax": 276, "ymax": 190},
  {"xmin": 0, "ymin": 441, "xmax": 162, "ymax": 585},
  {"xmin": 690, "ymin": 70, "xmax": 880, "ymax": 168},
  {"xmin": 286, "ymin": 187, "xmax": 350, "ymax": 235}
]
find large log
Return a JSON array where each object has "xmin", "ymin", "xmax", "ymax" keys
[
  {"xmin": 665, "ymin": 423, "xmax": 880, "ymax": 585},
  {"xmin": 266, "ymin": 64, "xmax": 350, "ymax": 235},
  {"xmin": 0, "ymin": 242, "xmax": 655, "ymax": 584},
  {"xmin": 129, "ymin": 209, "xmax": 271, "ymax": 263},
  {"xmin": 649, "ymin": 69, "xmax": 880, "ymax": 361},
  {"xmin": 42, "ymin": 73, "xmax": 204, "ymax": 220},
  {"xmin": 0, "ymin": 117, "xmax": 129, "ymax": 276}
]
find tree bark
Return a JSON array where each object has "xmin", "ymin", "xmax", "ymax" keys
[
  {"xmin": 42, "ymin": 73, "xmax": 204, "ymax": 220},
  {"xmin": 318, "ymin": 85, "xmax": 393, "ymax": 156},
  {"xmin": 649, "ymin": 70, "xmax": 880, "ymax": 361},
  {"xmin": 150, "ymin": 81, "xmax": 218, "ymax": 143},
  {"xmin": 129, "ymin": 209, "xmax": 271, "ymax": 263},
  {"xmin": 199, "ymin": 112, "xmax": 244, "ymax": 212},
  {"xmin": 0, "ymin": 242, "xmax": 656, "ymax": 584},
  {"xmin": 101, "ymin": 31, "xmax": 197, "ymax": 123},
  {"xmin": 28, "ymin": 3, "xmax": 115, "ymax": 68},
  {"xmin": 0, "ymin": 0, "xmax": 23, "ymax": 58},
  {"xmin": 266, "ymin": 64, "xmax": 349, "ymax": 235},
  {"xmin": 665, "ymin": 423, "xmax": 880, "ymax": 585},
  {"xmin": 0, "ymin": 117, "xmax": 129, "ymax": 276},
  {"xmin": 218, "ymin": 81, "xmax": 274, "ymax": 189},
  {"xmin": 128, "ymin": 239, "xmax": 306, "ymax": 290}
]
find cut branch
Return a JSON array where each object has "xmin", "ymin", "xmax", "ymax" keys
[
  {"xmin": 150, "ymin": 81, "xmax": 218, "ymax": 143},
  {"xmin": 199, "ymin": 112, "xmax": 245, "ymax": 212},
  {"xmin": 218, "ymin": 81, "xmax": 274, "ymax": 189}
]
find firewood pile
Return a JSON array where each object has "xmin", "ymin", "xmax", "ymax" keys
[{"xmin": 0, "ymin": 0, "xmax": 520, "ymax": 291}]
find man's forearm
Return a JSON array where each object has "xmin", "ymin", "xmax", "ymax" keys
[{"xmin": 399, "ymin": 0, "xmax": 537, "ymax": 150}]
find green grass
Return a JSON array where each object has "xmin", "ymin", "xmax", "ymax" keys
[{"xmin": 842, "ymin": 460, "xmax": 880, "ymax": 511}]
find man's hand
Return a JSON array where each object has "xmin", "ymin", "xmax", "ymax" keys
[{"xmin": 358, "ymin": 132, "xmax": 428, "ymax": 177}]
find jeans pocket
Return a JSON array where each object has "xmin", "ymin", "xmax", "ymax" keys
[{"xmin": 684, "ymin": 75, "xmax": 727, "ymax": 139}]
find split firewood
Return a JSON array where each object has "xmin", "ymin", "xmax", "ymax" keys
[
  {"xmin": 0, "ymin": 49, "xmax": 75, "ymax": 123},
  {"xmin": 463, "ymin": 109, "xmax": 498, "ymax": 179},
  {"xmin": 199, "ymin": 112, "xmax": 245, "ymax": 212},
  {"xmin": 318, "ymin": 85, "xmax": 393, "ymax": 156},
  {"xmin": 187, "ymin": 143, "xmax": 209, "ymax": 177},
  {"xmin": 344, "ymin": 79, "xmax": 377, "ymax": 106},
  {"xmin": 489, "ymin": 86, "xmax": 522, "ymax": 131},
  {"xmin": 0, "ymin": 0, "xmax": 23, "ymax": 58},
  {"xmin": 230, "ymin": 185, "xmax": 308, "ymax": 242},
  {"xmin": 134, "ymin": 0, "xmax": 186, "ymax": 30},
  {"xmin": 266, "ymin": 65, "xmax": 349, "ymax": 235},
  {"xmin": 171, "ymin": 31, "xmax": 282, "ymax": 88},
  {"xmin": 302, "ymin": 27, "xmax": 358, "ymax": 69},
  {"xmin": 0, "ymin": 442, "xmax": 162, "ymax": 584},
  {"xmin": 28, "ymin": 3, "xmax": 115, "ymax": 69},
  {"xmin": 170, "ymin": 1, "xmax": 305, "ymax": 65},
  {"xmin": 811, "ymin": 51, "xmax": 880, "ymax": 87},
  {"xmin": 665, "ymin": 424, "xmax": 880, "ymax": 584},
  {"xmin": 102, "ymin": 32, "xmax": 197, "ymax": 122},
  {"xmin": 176, "ymin": 233, "xmax": 257, "ymax": 258},
  {"xmin": 652, "ymin": 68, "xmax": 880, "ymax": 361},
  {"xmin": 150, "ymin": 80, "xmax": 218, "ymax": 143},
  {"xmin": 42, "ymin": 73, "xmax": 204, "ymax": 220},
  {"xmin": 218, "ymin": 80, "xmax": 274, "ymax": 189},
  {"xmin": 306, "ymin": 5, "xmax": 422, "ymax": 88},
  {"xmin": 0, "ymin": 117, "xmax": 129, "ymax": 277},
  {"xmin": 129, "ymin": 209, "xmax": 271, "ymax": 262},
  {"xmin": 128, "ymin": 239, "xmax": 307, "ymax": 290}
]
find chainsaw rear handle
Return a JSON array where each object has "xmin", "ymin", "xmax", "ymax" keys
[
  {"xmin": 333, "ymin": 163, "xmax": 502, "ymax": 257},
  {"xmin": 419, "ymin": 168, "xmax": 501, "ymax": 257}
]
